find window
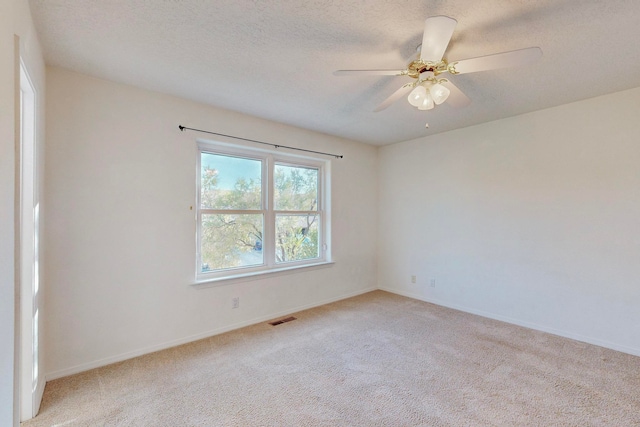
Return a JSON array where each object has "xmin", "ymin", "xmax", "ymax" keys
[{"xmin": 196, "ymin": 141, "xmax": 330, "ymax": 282}]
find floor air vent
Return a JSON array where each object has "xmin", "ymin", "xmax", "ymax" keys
[{"xmin": 269, "ymin": 316, "xmax": 296, "ymax": 326}]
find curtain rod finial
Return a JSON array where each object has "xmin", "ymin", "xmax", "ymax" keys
[{"xmin": 179, "ymin": 125, "xmax": 185, "ymax": 131}]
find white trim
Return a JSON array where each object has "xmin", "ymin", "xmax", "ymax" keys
[
  {"xmin": 196, "ymin": 139, "xmax": 330, "ymax": 281},
  {"xmin": 45, "ymin": 286, "xmax": 376, "ymax": 381},
  {"xmin": 379, "ymin": 287, "xmax": 640, "ymax": 358},
  {"xmin": 264, "ymin": 153, "xmax": 274, "ymax": 265},
  {"xmin": 192, "ymin": 260, "xmax": 334, "ymax": 287},
  {"xmin": 197, "ymin": 137, "xmax": 326, "ymax": 163},
  {"xmin": 33, "ymin": 380, "xmax": 44, "ymax": 416},
  {"xmin": 18, "ymin": 58, "xmax": 42, "ymax": 422}
]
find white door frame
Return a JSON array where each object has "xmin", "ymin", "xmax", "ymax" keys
[{"xmin": 18, "ymin": 58, "xmax": 43, "ymax": 421}]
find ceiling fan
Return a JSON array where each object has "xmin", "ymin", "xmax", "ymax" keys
[{"xmin": 334, "ymin": 16, "xmax": 542, "ymax": 127}]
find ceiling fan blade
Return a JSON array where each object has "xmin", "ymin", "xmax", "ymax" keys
[
  {"xmin": 333, "ymin": 69, "xmax": 405, "ymax": 76},
  {"xmin": 441, "ymin": 80, "xmax": 471, "ymax": 108},
  {"xmin": 374, "ymin": 84, "xmax": 413, "ymax": 112},
  {"xmin": 452, "ymin": 47, "xmax": 542, "ymax": 74},
  {"xmin": 420, "ymin": 16, "xmax": 457, "ymax": 62}
]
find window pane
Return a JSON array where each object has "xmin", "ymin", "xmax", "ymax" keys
[
  {"xmin": 275, "ymin": 214, "xmax": 319, "ymax": 263},
  {"xmin": 274, "ymin": 164, "xmax": 318, "ymax": 211},
  {"xmin": 201, "ymin": 153, "xmax": 262, "ymax": 210},
  {"xmin": 201, "ymin": 214, "xmax": 263, "ymax": 271}
]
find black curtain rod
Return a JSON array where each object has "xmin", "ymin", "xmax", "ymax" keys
[{"xmin": 179, "ymin": 125, "xmax": 344, "ymax": 159}]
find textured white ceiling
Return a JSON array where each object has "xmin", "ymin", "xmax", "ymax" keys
[{"xmin": 29, "ymin": 0, "xmax": 640, "ymax": 145}]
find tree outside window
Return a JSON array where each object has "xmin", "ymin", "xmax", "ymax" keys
[{"xmin": 197, "ymin": 145, "xmax": 327, "ymax": 279}]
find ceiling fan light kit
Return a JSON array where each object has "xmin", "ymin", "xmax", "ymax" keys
[
  {"xmin": 334, "ymin": 15, "xmax": 542, "ymax": 128},
  {"xmin": 407, "ymin": 71, "xmax": 452, "ymax": 111}
]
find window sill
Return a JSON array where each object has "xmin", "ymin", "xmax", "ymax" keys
[{"xmin": 191, "ymin": 261, "xmax": 335, "ymax": 288}]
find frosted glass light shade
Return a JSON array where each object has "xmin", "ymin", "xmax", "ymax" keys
[
  {"xmin": 418, "ymin": 92, "xmax": 434, "ymax": 110},
  {"xmin": 430, "ymin": 83, "xmax": 450, "ymax": 105},
  {"xmin": 408, "ymin": 86, "xmax": 427, "ymax": 107}
]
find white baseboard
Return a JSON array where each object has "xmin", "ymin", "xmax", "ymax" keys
[
  {"xmin": 34, "ymin": 376, "xmax": 45, "ymax": 415},
  {"xmin": 379, "ymin": 287, "xmax": 640, "ymax": 358},
  {"xmin": 45, "ymin": 287, "xmax": 377, "ymax": 381}
]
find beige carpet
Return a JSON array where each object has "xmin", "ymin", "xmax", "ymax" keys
[{"xmin": 23, "ymin": 291, "xmax": 640, "ymax": 426}]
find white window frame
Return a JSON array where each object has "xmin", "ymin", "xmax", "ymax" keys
[{"xmin": 195, "ymin": 139, "xmax": 331, "ymax": 284}]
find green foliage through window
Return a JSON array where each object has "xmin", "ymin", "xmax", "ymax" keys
[{"xmin": 198, "ymin": 148, "xmax": 325, "ymax": 276}]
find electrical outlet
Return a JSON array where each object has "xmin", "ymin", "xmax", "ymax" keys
[
  {"xmin": 430, "ymin": 279, "xmax": 436, "ymax": 288},
  {"xmin": 411, "ymin": 275, "xmax": 416, "ymax": 284},
  {"xmin": 232, "ymin": 297, "xmax": 240, "ymax": 309}
]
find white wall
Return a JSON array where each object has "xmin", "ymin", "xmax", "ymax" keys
[
  {"xmin": 379, "ymin": 87, "xmax": 640, "ymax": 356},
  {"xmin": 0, "ymin": 2, "xmax": 16, "ymax": 421},
  {"xmin": 44, "ymin": 66, "xmax": 378, "ymax": 378},
  {"xmin": 0, "ymin": 0, "xmax": 45, "ymax": 424}
]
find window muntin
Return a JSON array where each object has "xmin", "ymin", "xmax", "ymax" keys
[{"xmin": 197, "ymin": 142, "xmax": 328, "ymax": 281}]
